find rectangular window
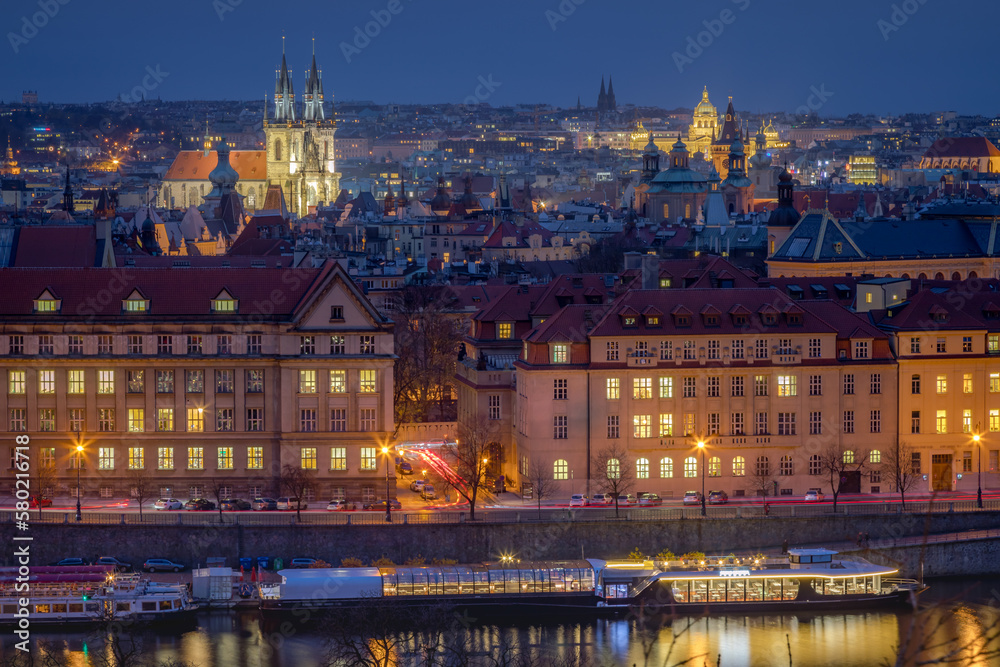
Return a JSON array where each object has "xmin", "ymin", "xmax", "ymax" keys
[
  {"xmin": 937, "ymin": 338, "xmax": 946, "ymax": 353},
  {"xmin": 157, "ymin": 335, "xmax": 172, "ymax": 355},
  {"xmin": 854, "ymin": 341, "xmax": 869, "ymax": 359},
  {"xmin": 127, "ymin": 335, "xmax": 143, "ymax": 355},
  {"xmin": 553, "ymin": 378, "xmax": 567, "ymax": 400},
  {"xmin": 936, "ymin": 410, "xmax": 947, "ymax": 434},
  {"xmin": 246, "ymin": 369, "xmax": 264, "ymax": 393},
  {"xmin": 843, "ymin": 374, "xmax": 855, "ymax": 395},
  {"xmin": 683, "ymin": 377, "xmax": 696, "ymax": 398},
  {"xmin": 186, "ymin": 370, "xmax": 204, "ymax": 393},
  {"xmin": 330, "ymin": 447, "xmax": 347, "ymax": 471},
  {"xmin": 300, "ymin": 336, "xmax": 315, "ymax": 355},
  {"xmin": 217, "ymin": 447, "xmax": 233, "ymax": 470},
  {"xmin": 158, "ymin": 447, "xmax": 174, "ymax": 470},
  {"xmin": 992, "ymin": 373, "xmax": 1000, "ymax": 393},
  {"xmin": 754, "ymin": 375, "xmax": 768, "ymax": 397},
  {"xmin": 683, "ymin": 340, "xmax": 696, "ymax": 360},
  {"xmin": 991, "ymin": 450, "xmax": 999, "ymax": 472},
  {"xmin": 707, "ymin": 377, "xmax": 720, "ymax": 398},
  {"xmin": 659, "ymin": 413, "xmax": 673, "ymax": 437},
  {"xmin": 246, "ymin": 408, "xmax": 264, "ymax": 432},
  {"xmin": 156, "ymin": 408, "xmax": 174, "ymax": 432},
  {"xmin": 963, "ymin": 373, "xmax": 973, "ymax": 394},
  {"xmin": 216, "ymin": 370, "xmax": 234, "ymax": 393},
  {"xmin": 97, "ymin": 335, "xmax": 113, "ymax": 354},
  {"xmin": 659, "ymin": 376, "xmax": 673, "ymax": 398},
  {"xmin": 871, "ymin": 373, "xmax": 882, "ymax": 395},
  {"xmin": 963, "ymin": 336, "xmax": 973, "ymax": 353},
  {"xmin": 707, "ymin": 340, "xmax": 719, "ymax": 360},
  {"xmin": 98, "ymin": 447, "xmax": 114, "ymax": 470},
  {"xmin": 659, "ymin": 341, "xmax": 673, "ymax": 360},
  {"xmin": 330, "ymin": 335, "xmax": 345, "ymax": 355},
  {"xmin": 68, "ymin": 370, "xmax": 85, "ymax": 394},
  {"xmin": 216, "ymin": 408, "xmax": 233, "ymax": 432},
  {"xmin": 330, "ymin": 408, "xmax": 347, "ymax": 432},
  {"xmin": 360, "ymin": 335, "xmax": 376, "ymax": 355},
  {"xmin": 730, "ymin": 376, "xmax": 744, "ymax": 397},
  {"xmin": 488, "ymin": 395, "xmax": 501, "ymax": 420},
  {"xmin": 217, "ymin": 335, "xmax": 232, "ymax": 354},
  {"xmin": 634, "ymin": 414, "xmax": 652, "ymax": 438},
  {"xmin": 777, "ymin": 375, "xmax": 797, "ymax": 397},
  {"xmin": 67, "ymin": 335, "xmax": 83, "ymax": 354},
  {"xmin": 607, "ymin": 378, "xmax": 620, "ymax": 400},
  {"xmin": 98, "ymin": 408, "xmax": 115, "ymax": 432},
  {"xmin": 553, "ymin": 415, "xmax": 568, "ymax": 439},
  {"xmin": 8, "ymin": 334, "xmax": 24, "ymax": 354},
  {"xmin": 38, "ymin": 408, "xmax": 55, "ymax": 432},
  {"xmin": 68, "ymin": 408, "xmax": 84, "ymax": 432},
  {"xmin": 990, "ymin": 334, "xmax": 1000, "ymax": 354},
  {"xmin": 731, "ymin": 340, "xmax": 744, "ymax": 359},
  {"xmin": 755, "ymin": 412, "xmax": 768, "ymax": 435},
  {"xmin": 911, "ymin": 374, "xmax": 921, "ymax": 395},
  {"xmin": 843, "ymin": 411, "xmax": 854, "ymax": 434},
  {"xmin": 497, "ymin": 322, "xmax": 513, "ymax": 339},
  {"xmin": 755, "ymin": 339, "xmax": 768, "ymax": 359},
  {"xmin": 300, "ymin": 409, "xmax": 317, "ymax": 432},
  {"xmin": 730, "ymin": 412, "xmax": 744, "ymax": 435},
  {"xmin": 301, "ymin": 447, "xmax": 317, "ymax": 470},
  {"xmin": 127, "ymin": 370, "xmax": 144, "ymax": 394},
  {"xmin": 936, "ymin": 375, "xmax": 948, "ymax": 395},
  {"xmin": 808, "ymin": 338, "xmax": 821, "ymax": 358},
  {"xmin": 8, "ymin": 370, "xmax": 25, "ymax": 394},
  {"xmin": 360, "ymin": 408, "xmax": 376, "ymax": 431},
  {"xmin": 127, "ymin": 408, "xmax": 144, "ymax": 433},
  {"xmin": 911, "ymin": 410, "xmax": 921, "ymax": 434},
  {"xmin": 39, "ymin": 448, "xmax": 54, "ymax": 468},
  {"xmin": 38, "ymin": 335, "xmax": 53, "ymax": 355},
  {"xmin": 991, "ymin": 409, "xmax": 1000, "ymax": 433},
  {"xmin": 38, "ymin": 370, "xmax": 55, "ymax": 394},
  {"xmin": 963, "ymin": 409, "xmax": 972, "ymax": 434},
  {"xmin": 607, "ymin": 415, "xmax": 620, "ymax": 439},
  {"xmin": 360, "ymin": 447, "xmax": 377, "ymax": 470},
  {"xmin": 777, "ymin": 412, "xmax": 796, "ymax": 436},
  {"xmin": 247, "ymin": 334, "xmax": 262, "ymax": 355},
  {"xmin": 707, "ymin": 412, "xmax": 720, "ymax": 435},
  {"xmin": 359, "ymin": 370, "xmax": 377, "ymax": 393},
  {"xmin": 809, "ymin": 375, "xmax": 822, "ymax": 396},
  {"xmin": 188, "ymin": 447, "xmax": 203, "ymax": 470},
  {"xmin": 910, "ymin": 337, "xmax": 920, "ymax": 354},
  {"xmin": 633, "ymin": 377, "xmax": 652, "ymax": 399},
  {"xmin": 871, "ymin": 410, "xmax": 882, "ymax": 434},
  {"xmin": 156, "ymin": 370, "xmax": 174, "ymax": 394},
  {"xmin": 963, "ymin": 451, "xmax": 973, "ymax": 472},
  {"xmin": 683, "ymin": 413, "xmax": 696, "ymax": 436},
  {"xmin": 551, "ymin": 344, "xmax": 568, "ymax": 364},
  {"xmin": 328, "ymin": 370, "xmax": 346, "ymax": 394},
  {"xmin": 187, "ymin": 335, "xmax": 203, "ymax": 355},
  {"xmin": 299, "ymin": 370, "xmax": 317, "ymax": 393},
  {"xmin": 911, "ymin": 452, "xmax": 922, "ymax": 474},
  {"xmin": 187, "ymin": 408, "xmax": 204, "ymax": 432},
  {"xmin": 128, "ymin": 447, "xmax": 144, "ymax": 469},
  {"xmin": 810, "ymin": 411, "xmax": 822, "ymax": 435},
  {"xmin": 247, "ymin": 446, "xmax": 263, "ymax": 470},
  {"xmin": 606, "ymin": 341, "xmax": 619, "ymax": 361}
]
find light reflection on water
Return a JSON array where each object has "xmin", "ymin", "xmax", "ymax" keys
[{"xmin": 3, "ymin": 578, "xmax": 998, "ymax": 667}]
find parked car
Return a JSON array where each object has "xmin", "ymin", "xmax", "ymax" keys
[
  {"xmin": 396, "ymin": 461, "xmax": 413, "ymax": 475},
  {"xmin": 252, "ymin": 497, "xmax": 277, "ymax": 511},
  {"xmin": 590, "ymin": 493, "xmax": 613, "ymax": 505},
  {"xmin": 53, "ymin": 558, "xmax": 89, "ymax": 566},
  {"xmin": 326, "ymin": 499, "xmax": 350, "ymax": 511},
  {"xmin": 143, "ymin": 558, "xmax": 185, "ymax": 573},
  {"xmin": 276, "ymin": 497, "xmax": 308, "ymax": 511},
  {"xmin": 682, "ymin": 491, "xmax": 703, "ymax": 506},
  {"xmin": 620, "ymin": 494, "xmax": 638, "ymax": 505},
  {"xmin": 220, "ymin": 498, "xmax": 251, "ymax": 511},
  {"xmin": 289, "ymin": 558, "xmax": 318, "ymax": 568},
  {"xmin": 184, "ymin": 498, "xmax": 216, "ymax": 511},
  {"xmin": 420, "ymin": 485, "xmax": 437, "ymax": 500},
  {"xmin": 363, "ymin": 499, "xmax": 402, "ymax": 511},
  {"xmin": 153, "ymin": 498, "xmax": 183, "ymax": 511},
  {"xmin": 409, "ymin": 479, "xmax": 427, "ymax": 492},
  {"xmin": 569, "ymin": 494, "xmax": 590, "ymax": 507},
  {"xmin": 28, "ymin": 496, "xmax": 52, "ymax": 508},
  {"xmin": 804, "ymin": 488, "xmax": 825, "ymax": 502},
  {"xmin": 708, "ymin": 490, "xmax": 729, "ymax": 505},
  {"xmin": 638, "ymin": 493, "xmax": 663, "ymax": 506},
  {"xmin": 95, "ymin": 556, "xmax": 132, "ymax": 571}
]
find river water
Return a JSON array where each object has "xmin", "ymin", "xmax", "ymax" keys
[{"xmin": 3, "ymin": 578, "xmax": 998, "ymax": 667}]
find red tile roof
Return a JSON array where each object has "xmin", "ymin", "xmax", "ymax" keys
[
  {"xmin": 922, "ymin": 137, "xmax": 1000, "ymax": 159},
  {"xmin": 13, "ymin": 226, "xmax": 97, "ymax": 267},
  {"xmin": 164, "ymin": 150, "xmax": 267, "ymax": 181}
]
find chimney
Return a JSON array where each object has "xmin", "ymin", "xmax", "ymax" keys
[
  {"xmin": 640, "ymin": 253, "xmax": 658, "ymax": 290},
  {"xmin": 623, "ymin": 251, "xmax": 642, "ymax": 271}
]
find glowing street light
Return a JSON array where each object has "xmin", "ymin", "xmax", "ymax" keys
[
  {"xmin": 697, "ymin": 441, "xmax": 706, "ymax": 517},
  {"xmin": 75, "ymin": 439, "xmax": 84, "ymax": 522},
  {"xmin": 973, "ymin": 433, "xmax": 983, "ymax": 509},
  {"xmin": 382, "ymin": 446, "xmax": 392, "ymax": 523}
]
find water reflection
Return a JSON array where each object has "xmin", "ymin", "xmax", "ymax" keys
[{"xmin": 3, "ymin": 579, "xmax": 998, "ymax": 667}]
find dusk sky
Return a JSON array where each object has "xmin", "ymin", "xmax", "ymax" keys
[{"xmin": 4, "ymin": 0, "xmax": 998, "ymax": 115}]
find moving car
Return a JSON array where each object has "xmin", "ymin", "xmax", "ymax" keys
[
  {"xmin": 420, "ymin": 485, "xmax": 437, "ymax": 500},
  {"xmin": 409, "ymin": 479, "xmax": 427, "ymax": 493},
  {"xmin": 153, "ymin": 498, "xmax": 183, "ymax": 511},
  {"xmin": 276, "ymin": 497, "xmax": 306, "ymax": 511},
  {"xmin": 326, "ymin": 499, "xmax": 350, "ymax": 511},
  {"xmin": 252, "ymin": 497, "xmax": 277, "ymax": 511},
  {"xmin": 95, "ymin": 556, "xmax": 132, "ymax": 571},
  {"xmin": 28, "ymin": 496, "xmax": 52, "ymax": 508},
  {"xmin": 804, "ymin": 488, "xmax": 825, "ymax": 502},
  {"xmin": 708, "ymin": 490, "xmax": 729, "ymax": 505},
  {"xmin": 591, "ymin": 493, "xmax": 613, "ymax": 505},
  {"xmin": 184, "ymin": 498, "xmax": 216, "ymax": 511},
  {"xmin": 638, "ymin": 493, "xmax": 663, "ymax": 506},
  {"xmin": 53, "ymin": 558, "xmax": 89, "ymax": 566},
  {"xmin": 363, "ymin": 499, "xmax": 402, "ymax": 511},
  {"xmin": 220, "ymin": 498, "xmax": 251, "ymax": 511},
  {"xmin": 290, "ymin": 558, "xmax": 318, "ymax": 568},
  {"xmin": 143, "ymin": 558, "xmax": 186, "ymax": 573},
  {"xmin": 396, "ymin": 461, "xmax": 413, "ymax": 475},
  {"xmin": 569, "ymin": 494, "xmax": 589, "ymax": 507},
  {"xmin": 682, "ymin": 491, "xmax": 703, "ymax": 506}
]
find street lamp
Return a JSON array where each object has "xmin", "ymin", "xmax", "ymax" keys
[
  {"xmin": 697, "ymin": 441, "xmax": 706, "ymax": 517},
  {"xmin": 973, "ymin": 433, "xmax": 983, "ymax": 509},
  {"xmin": 75, "ymin": 443, "xmax": 83, "ymax": 522},
  {"xmin": 382, "ymin": 446, "xmax": 392, "ymax": 523}
]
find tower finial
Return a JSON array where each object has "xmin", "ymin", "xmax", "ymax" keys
[
  {"xmin": 312, "ymin": 35, "xmax": 315, "ymax": 56},
  {"xmin": 282, "ymin": 33, "xmax": 285, "ymax": 54}
]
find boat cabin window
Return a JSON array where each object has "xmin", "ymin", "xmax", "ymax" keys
[
  {"xmin": 790, "ymin": 553, "xmax": 832, "ymax": 564},
  {"xmin": 85, "ymin": 602, "xmax": 100, "ymax": 612},
  {"xmin": 69, "ymin": 603, "xmax": 83, "ymax": 613},
  {"xmin": 116, "ymin": 602, "xmax": 131, "ymax": 612},
  {"xmin": 142, "ymin": 602, "xmax": 157, "ymax": 611},
  {"xmin": 35, "ymin": 604, "xmax": 50, "ymax": 613},
  {"xmin": 2, "ymin": 605, "xmax": 17, "ymax": 614},
  {"xmin": 52, "ymin": 604, "xmax": 67, "ymax": 613}
]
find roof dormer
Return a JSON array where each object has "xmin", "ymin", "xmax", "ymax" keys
[
  {"xmin": 928, "ymin": 304, "xmax": 949, "ymax": 323},
  {"xmin": 620, "ymin": 306, "xmax": 640, "ymax": 329},
  {"xmin": 783, "ymin": 303, "xmax": 805, "ymax": 326},
  {"xmin": 729, "ymin": 304, "xmax": 751, "ymax": 327},
  {"xmin": 671, "ymin": 305, "xmax": 692, "ymax": 327},
  {"xmin": 758, "ymin": 303, "xmax": 779, "ymax": 326},
  {"xmin": 33, "ymin": 289, "xmax": 61, "ymax": 314},
  {"xmin": 700, "ymin": 305, "xmax": 721, "ymax": 327},
  {"xmin": 123, "ymin": 289, "xmax": 149, "ymax": 314},
  {"xmin": 642, "ymin": 306, "xmax": 663, "ymax": 327},
  {"xmin": 212, "ymin": 289, "xmax": 238, "ymax": 313}
]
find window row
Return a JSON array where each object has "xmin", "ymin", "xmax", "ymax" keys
[
  {"xmin": 602, "ymin": 338, "xmax": 827, "ymax": 362},
  {"xmin": 298, "ymin": 369, "xmax": 379, "ymax": 393},
  {"xmin": 910, "ymin": 372, "xmax": 1000, "ymax": 395},
  {"xmin": 602, "ymin": 373, "xmax": 882, "ymax": 400},
  {"xmin": 909, "ymin": 408, "xmax": 1000, "ymax": 435},
  {"xmin": 10, "ymin": 408, "xmax": 265, "ymax": 433},
  {"xmin": 8, "ymin": 369, "xmax": 266, "ymax": 395},
  {"xmin": 909, "ymin": 335, "xmax": 996, "ymax": 355},
  {"xmin": 4, "ymin": 333, "xmax": 381, "ymax": 357},
  {"xmin": 586, "ymin": 410, "xmax": 883, "ymax": 439}
]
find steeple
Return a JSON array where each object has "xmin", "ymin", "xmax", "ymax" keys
[
  {"xmin": 62, "ymin": 164, "xmax": 74, "ymax": 214},
  {"xmin": 383, "ymin": 182, "xmax": 395, "ymax": 216},
  {"xmin": 274, "ymin": 37, "xmax": 296, "ymax": 122},
  {"xmin": 597, "ymin": 77, "xmax": 607, "ymax": 113},
  {"xmin": 302, "ymin": 38, "xmax": 325, "ymax": 121},
  {"xmin": 854, "ymin": 191, "xmax": 867, "ymax": 221},
  {"xmin": 606, "ymin": 76, "xmax": 616, "ymax": 111},
  {"xmin": 641, "ymin": 133, "xmax": 659, "ymax": 183}
]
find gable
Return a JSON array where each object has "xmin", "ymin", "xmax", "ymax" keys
[{"xmin": 294, "ymin": 264, "xmax": 388, "ymax": 331}]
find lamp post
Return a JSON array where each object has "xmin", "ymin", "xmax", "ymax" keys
[
  {"xmin": 974, "ymin": 433, "xmax": 983, "ymax": 509},
  {"xmin": 382, "ymin": 446, "xmax": 392, "ymax": 523},
  {"xmin": 697, "ymin": 441, "xmax": 706, "ymax": 517},
  {"xmin": 75, "ymin": 443, "xmax": 83, "ymax": 522}
]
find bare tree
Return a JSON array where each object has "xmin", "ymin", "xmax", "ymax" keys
[
  {"xmin": 279, "ymin": 464, "xmax": 314, "ymax": 520},
  {"xmin": 591, "ymin": 441, "xmax": 634, "ymax": 517},
  {"xmin": 125, "ymin": 468, "xmax": 154, "ymax": 522},
  {"xmin": 209, "ymin": 478, "xmax": 229, "ymax": 522},
  {"xmin": 33, "ymin": 462, "xmax": 57, "ymax": 519},
  {"xmin": 820, "ymin": 442, "xmax": 869, "ymax": 512},
  {"xmin": 526, "ymin": 457, "xmax": 556, "ymax": 519},
  {"xmin": 881, "ymin": 438, "xmax": 921, "ymax": 508},
  {"xmin": 747, "ymin": 453, "xmax": 775, "ymax": 503},
  {"xmin": 452, "ymin": 419, "xmax": 501, "ymax": 521}
]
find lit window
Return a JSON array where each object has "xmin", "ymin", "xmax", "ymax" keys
[
  {"xmin": 188, "ymin": 447, "xmax": 203, "ymax": 470},
  {"xmin": 299, "ymin": 370, "xmax": 317, "ymax": 393},
  {"xmin": 213, "ymin": 298, "xmax": 236, "ymax": 312},
  {"xmin": 660, "ymin": 457, "xmax": 674, "ymax": 478},
  {"xmin": 936, "ymin": 410, "xmax": 947, "ymax": 434},
  {"xmin": 68, "ymin": 370, "xmax": 85, "ymax": 394},
  {"xmin": 606, "ymin": 458, "xmax": 620, "ymax": 479},
  {"xmin": 330, "ymin": 447, "xmax": 347, "ymax": 470},
  {"xmin": 301, "ymin": 447, "xmax": 317, "ymax": 470},
  {"xmin": 636, "ymin": 458, "xmax": 649, "ymax": 479},
  {"xmin": 98, "ymin": 448, "xmax": 114, "ymax": 470},
  {"xmin": 551, "ymin": 344, "xmax": 568, "ymax": 363},
  {"xmin": 360, "ymin": 447, "xmax": 377, "ymax": 470},
  {"xmin": 936, "ymin": 375, "xmax": 947, "ymax": 394},
  {"xmin": 38, "ymin": 370, "xmax": 55, "ymax": 394},
  {"xmin": 217, "ymin": 447, "xmax": 233, "ymax": 470},
  {"xmin": 633, "ymin": 414, "xmax": 651, "ymax": 438},
  {"xmin": 127, "ymin": 408, "xmax": 144, "ymax": 433},
  {"xmin": 777, "ymin": 375, "xmax": 797, "ymax": 397},
  {"xmin": 963, "ymin": 373, "xmax": 973, "ymax": 394},
  {"xmin": 683, "ymin": 456, "xmax": 697, "ymax": 478},
  {"xmin": 497, "ymin": 322, "xmax": 513, "ymax": 339},
  {"xmin": 659, "ymin": 376, "xmax": 673, "ymax": 398},
  {"xmin": 9, "ymin": 370, "xmax": 25, "ymax": 394},
  {"xmin": 158, "ymin": 447, "xmax": 174, "ymax": 470},
  {"xmin": 187, "ymin": 408, "xmax": 204, "ymax": 432},
  {"xmin": 659, "ymin": 413, "xmax": 673, "ymax": 437},
  {"xmin": 125, "ymin": 298, "xmax": 146, "ymax": 312},
  {"xmin": 606, "ymin": 378, "xmax": 620, "ymax": 400},
  {"xmin": 247, "ymin": 447, "xmax": 263, "ymax": 470},
  {"xmin": 732, "ymin": 456, "xmax": 745, "ymax": 477},
  {"xmin": 633, "ymin": 377, "xmax": 652, "ymax": 399},
  {"xmin": 359, "ymin": 370, "xmax": 377, "ymax": 393},
  {"xmin": 128, "ymin": 447, "xmax": 144, "ymax": 469},
  {"xmin": 553, "ymin": 459, "xmax": 568, "ymax": 480},
  {"xmin": 34, "ymin": 298, "xmax": 59, "ymax": 312}
]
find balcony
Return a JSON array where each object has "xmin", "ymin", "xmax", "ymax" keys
[
  {"xmin": 627, "ymin": 352, "xmax": 657, "ymax": 368},
  {"xmin": 772, "ymin": 346, "xmax": 802, "ymax": 365}
]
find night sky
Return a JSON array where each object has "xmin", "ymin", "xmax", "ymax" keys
[{"xmin": 3, "ymin": 0, "xmax": 997, "ymax": 115}]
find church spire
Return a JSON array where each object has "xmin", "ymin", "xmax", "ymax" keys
[{"xmin": 62, "ymin": 164, "xmax": 74, "ymax": 214}]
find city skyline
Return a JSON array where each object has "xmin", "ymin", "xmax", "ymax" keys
[{"xmin": 4, "ymin": 0, "xmax": 1000, "ymax": 115}]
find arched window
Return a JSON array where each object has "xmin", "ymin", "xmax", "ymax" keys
[
  {"xmin": 684, "ymin": 456, "xmax": 697, "ymax": 478},
  {"xmin": 708, "ymin": 456, "xmax": 721, "ymax": 477},
  {"xmin": 935, "ymin": 272, "xmax": 944, "ymax": 280},
  {"xmin": 843, "ymin": 450, "xmax": 855, "ymax": 464},
  {"xmin": 918, "ymin": 273, "xmax": 927, "ymax": 280},
  {"xmin": 606, "ymin": 458, "xmax": 620, "ymax": 480},
  {"xmin": 901, "ymin": 273, "xmax": 910, "ymax": 279},
  {"xmin": 660, "ymin": 457, "xmax": 673, "ymax": 478},
  {"xmin": 779, "ymin": 455, "xmax": 793, "ymax": 476},
  {"xmin": 755, "ymin": 456, "xmax": 770, "ymax": 477},
  {"xmin": 870, "ymin": 449, "xmax": 881, "ymax": 464},
  {"xmin": 732, "ymin": 456, "xmax": 745, "ymax": 477},
  {"xmin": 553, "ymin": 459, "xmax": 568, "ymax": 480},
  {"xmin": 274, "ymin": 139, "xmax": 282, "ymax": 162},
  {"xmin": 969, "ymin": 271, "xmax": 979, "ymax": 279},
  {"xmin": 809, "ymin": 455, "xmax": 822, "ymax": 475},
  {"xmin": 636, "ymin": 458, "xmax": 649, "ymax": 479},
  {"xmin": 952, "ymin": 272, "xmax": 962, "ymax": 281}
]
